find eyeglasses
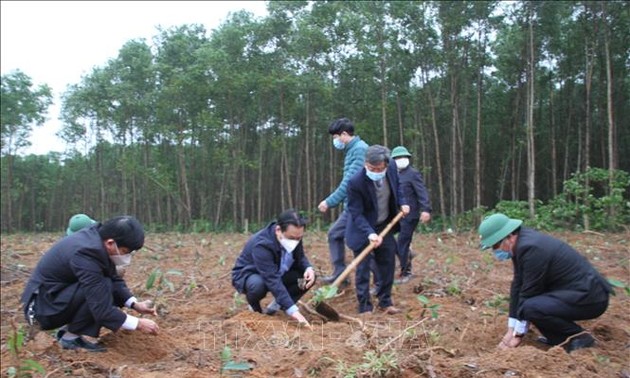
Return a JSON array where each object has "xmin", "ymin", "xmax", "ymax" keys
[{"xmin": 114, "ymin": 242, "xmax": 137, "ymax": 256}]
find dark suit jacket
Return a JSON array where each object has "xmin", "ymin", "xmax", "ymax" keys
[
  {"xmin": 398, "ymin": 166, "xmax": 431, "ymax": 219},
  {"xmin": 21, "ymin": 226, "xmax": 131, "ymax": 330},
  {"xmin": 345, "ymin": 162, "xmax": 407, "ymax": 251},
  {"xmin": 231, "ymin": 222, "xmax": 312, "ymax": 311},
  {"xmin": 510, "ymin": 227, "xmax": 612, "ymax": 319}
]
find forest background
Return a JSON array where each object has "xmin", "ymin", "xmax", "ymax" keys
[{"xmin": 2, "ymin": 1, "xmax": 629, "ymax": 234}]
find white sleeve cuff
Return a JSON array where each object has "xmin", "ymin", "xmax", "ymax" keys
[
  {"xmin": 125, "ymin": 296, "xmax": 138, "ymax": 309},
  {"xmin": 508, "ymin": 317, "xmax": 529, "ymax": 334},
  {"xmin": 285, "ymin": 305, "xmax": 299, "ymax": 316},
  {"xmin": 121, "ymin": 314, "xmax": 139, "ymax": 330},
  {"xmin": 514, "ymin": 320, "xmax": 529, "ymax": 334},
  {"xmin": 508, "ymin": 317, "xmax": 517, "ymax": 328}
]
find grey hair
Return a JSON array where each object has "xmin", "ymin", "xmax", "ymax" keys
[{"xmin": 365, "ymin": 145, "xmax": 390, "ymax": 165}]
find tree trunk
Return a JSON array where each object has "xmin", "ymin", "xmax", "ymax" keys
[
  {"xmin": 427, "ymin": 85, "xmax": 446, "ymax": 225},
  {"xmin": 549, "ymin": 74, "xmax": 558, "ymax": 196},
  {"xmin": 526, "ymin": 7, "xmax": 536, "ymax": 219}
]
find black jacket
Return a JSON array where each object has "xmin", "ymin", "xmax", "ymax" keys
[
  {"xmin": 510, "ymin": 227, "xmax": 612, "ymax": 319},
  {"xmin": 231, "ymin": 222, "xmax": 312, "ymax": 311},
  {"xmin": 345, "ymin": 162, "xmax": 407, "ymax": 251},
  {"xmin": 21, "ymin": 225, "xmax": 131, "ymax": 330},
  {"xmin": 397, "ymin": 166, "xmax": 431, "ymax": 219}
]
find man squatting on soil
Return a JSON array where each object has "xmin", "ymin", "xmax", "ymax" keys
[
  {"xmin": 231, "ymin": 209, "xmax": 316, "ymax": 328},
  {"xmin": 21, "ymin": 216, "xmax": 160, "ymax": 352},
  {"xmin": 478, "ymin": 213, "xmax": 613, "ymax": 353}
]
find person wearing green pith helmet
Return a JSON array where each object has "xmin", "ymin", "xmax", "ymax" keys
[
  {"xmin": 389, "ymin": 146, "xmax": 431, "ymax": 283},
  {"xmin": 66, "ymin": 214, "xmax": 97, "ymax": 235},
  {"xmin": 478, "ymin": 213, "xmax": 612, "ymax": 353}
]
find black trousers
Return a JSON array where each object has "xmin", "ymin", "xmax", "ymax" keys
[
  {"xmin": 519, "ymin": 294, "xmax": 609, "ymax": 345},
  {"xmin": 34, "ymin": 279, "xmax": 128, "ymax": 337},
  {"xmin": 354, "ymin": 232, "xmax": 397, "ymax": 313},
  {"xmin": 243, "ymin": 269, "xmax": 311, "ymax": 313}
]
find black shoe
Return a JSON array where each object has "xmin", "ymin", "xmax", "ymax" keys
[
  {"xmin": 320, "ymin": 275, "xmax": 337, "ymax": 284},
  {"xmin": 59, "ymin": 337, "xmax": 106, "ymax": 352},
  {"xmin": 564, "ymin": 334, "xmax": 595, "ymax": 353},
  {"xmin": 55, "ymin": 328, "xmax": 66, "ymax": 341},
  {"xmin": 394, "ymin": 273, "xmax": 414, "ymax": 285}
]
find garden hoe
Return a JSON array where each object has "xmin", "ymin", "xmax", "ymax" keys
[{"xmin": 313, "ymin": 211, "xmax": 404, "ymax": 321}]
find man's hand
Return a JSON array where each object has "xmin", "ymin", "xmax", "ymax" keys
[
  {"xmin": 368, "ymin": 233, "xmax": 383, "ymax": 248},
  {"xmin": 318, "ymin": 200, "xmax": 329, "ymax": 213},
  {"xmin": 303, "ymin": 268, "xmax": 316, "ymax": 289},
  {"xmin": 401, "ymin": 205, "xmax": 410, "ymax": 216},
  {"xmin": 497, "ymin": 328, "xmax": 522, "ymax": 349},
  {"xmin": 134, "ymin": 300, "xmax": 158, "ymax": 316},
  {"xmin": 137, "ymin": 318, "xmax": 159, "ymax": 335},
  {"xmin": 420, "ymin": 211, "xmax": 431, "ymax": 224},
  {"xmin": 291, "ymin": 311, "xmax": 312, "ymax": 330}
]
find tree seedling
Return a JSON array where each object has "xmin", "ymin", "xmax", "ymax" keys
[
  {"xmin": 220, "ymin": 346, "xmax": 252, "ymax": 375},
  {"xmin": 5, "ymin": 324, "xmax": 45, "ymax": 378},
  {"xmin": 417, "ymin": 295, "xmax": 440, "ymax": 319}
]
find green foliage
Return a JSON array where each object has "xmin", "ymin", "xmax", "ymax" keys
[
  {"xmin": 229, "ymin": 292, "xmax": 246, "ymax": 314},
  {"xmin": 417, "ymin": 295, "xmax": 440, "ymax": 319},
  {"xmin": 220, "ymin": 346, "xmax": 252, "ymax": 375},
  {"xmin": 310, "ymin": 285, "xmax": 339, "ymax": 306},
  {"xmin": 145, "ymin": 268, "xmax": 183, "ymax": 307},
  {"xmin": 5, "ymin": 324, "xmax": 46, "ymax": 378},
  {"xmin": 483, "ymin": 294, "xmax": 510, "ymax": 316},
  {"xmin": 608, "ymin": 278, "xmax": 630, "ymax": 297},
  {"xmin": 322, "ymin": 350, "xmax": 399, "ymax": 378}
]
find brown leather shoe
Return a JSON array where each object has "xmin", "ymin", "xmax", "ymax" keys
[{"xmin": 378, "ymin": 306, "xmax": 401, "ymax": 315}]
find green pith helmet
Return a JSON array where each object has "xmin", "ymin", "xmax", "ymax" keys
[
  {"xmin": 391, "ymin": 146, "xmax": 412, "ymax": 159},
  {"xmin": 478, "ymin": 213, "xmax": 522, "ymax": 250},
  {"xmin": 66, "ymin": 214, "xmax": 97, "ymax": 236}
]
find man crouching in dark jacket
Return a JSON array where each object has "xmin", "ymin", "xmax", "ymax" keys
[
  {"xmin": 232, "ymin": 209, "xmax": 316, "ymax": 328},
  {"xmin": 21, "ymin": 215, "xmax": 159, "ymax": 352}
]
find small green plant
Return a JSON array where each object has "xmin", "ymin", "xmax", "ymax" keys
[
  {"xmin": 417, "ymin": 295, "xmax": 440, "ymax": 319},
  {"xmin": 321, "ymin": 350, "xmax": 398, "ymax": 377},
  {"xmin": 427, "ymin": 329, "xmax": 441, "ymax": 346},
  {"xmin": 145, "ymin": 267, "xmax": 183, "ymax": 309},
  {"xmin": 608, "ymin": 278, "xmax": 630, "ymax": 296},
  {"xmin": 484, "ymin": 294, "xmax": 509, "ymax": 317},
  {"xmin": 218, "ymin": 255, "xmax": 226, "ymax": 266},
  {"xmin": 184, "ymin": 277, "xmax": 197, "ymax": 298},
  {"xmin": 446, "ymin": 279, "xmax": 461, "ymax": 296},
  {"xmin": 5, "ymin": 324, "xmax": 46, "ymax": 378},
  {"xmin": 359, "ymin": 350, "xmax": 399, "ymax": 376},
  {"xmin": 220, "ymin": 346, "xmax": 252, "ymax": 375},
  {"xmin": 229, "ymin": 292, "xmax": 246, "ymax": 313},
  {"xmin": 310, "ymin": 285, "xmax": 338, "ymax": 306}
]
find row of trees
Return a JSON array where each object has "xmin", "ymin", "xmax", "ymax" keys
[{"xmin": 1, "ymin": 1, "xmax": 629, "ymax": 233}]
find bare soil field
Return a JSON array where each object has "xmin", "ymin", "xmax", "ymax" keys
[{"xmin": 1, "ymin": 230, "xmax": 629, "ymax": 377}]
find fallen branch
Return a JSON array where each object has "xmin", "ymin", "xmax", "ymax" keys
[
  {"xmin": 379, "ymin": 318, "xmax": 427, "ymax": 352},
  {"xmin": 550, "ymin": 330, "xmax": 593, "ymax": 351},
  {"xmin": 582, "ymin": 230, "xmax": 605, "ymax": 237}
]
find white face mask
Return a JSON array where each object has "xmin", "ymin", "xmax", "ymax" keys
[
  {"xmin": 395, "ymin": 158, "xmax": 410, "ymax": 170},
  {"xmin": 109, "ymin": 243, "xmax": 132, "ymax": 267},
  {"xmin": 279, "ymin": 236, "xmax": 300, "ymax": 253}
]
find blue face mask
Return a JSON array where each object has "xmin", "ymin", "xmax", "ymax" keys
[
  {"xmin": 366, "ymin": 169, "xmax": 386, "ymax": 182},
  {"xmin": 494, "ymin": 249, "xmax": 512, "ymax": 261},
  {"xmin": 333, "ymin": 138, "xmax": 345, "ymax": 150}
]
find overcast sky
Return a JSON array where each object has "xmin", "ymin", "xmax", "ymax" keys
[{"xmin": 1, "ymin": 1, "xmax": 268, "ymax": 155}]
